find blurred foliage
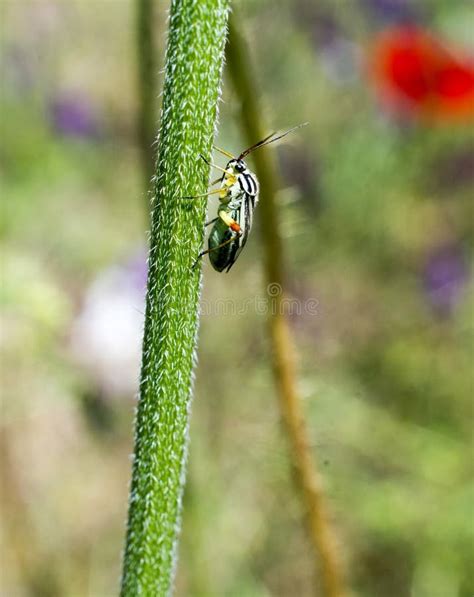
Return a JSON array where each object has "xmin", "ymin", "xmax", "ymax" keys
[{"xmin": 1, "ymin": 1, "xmax": 473, "ymax": 596}]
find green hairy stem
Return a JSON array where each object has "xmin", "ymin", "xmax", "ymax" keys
[{"xmin": 121, "ymin": 1, "xmax": 230, "ymax": 595}]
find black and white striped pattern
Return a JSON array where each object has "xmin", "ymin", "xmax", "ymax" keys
[
  {"xmin": 238, "ymin": 170, "xmax": 258, "ymax": 197},
  {"xmin": 210, "ymin": 159, "xmax": 260, "ymax": 272},
  {"xmin": 225, "ymin": 194, "xmax": 253, "ymax": 270},
  {"xmin": 207, "ymin": 126, "xmax": 307, "ymax": 272},
  {"xmin": 224, "ymin": 159, "xmax": 259, "ymax": 197}
]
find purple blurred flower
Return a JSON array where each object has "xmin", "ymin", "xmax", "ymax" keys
[
  {"xmin": 127, "ymin": 251, "xmax": 149, "ymax": 293},
  {"xmin": 49, "ymin": 91, "xmax": 100, "ymax": 139},
  {"xmin": 422, "ymin": 244, "xmax": 468, "ymax": 317},
  {"xmin": 362, "ymin": 0, "xmax": 420, "ymax": 25}
]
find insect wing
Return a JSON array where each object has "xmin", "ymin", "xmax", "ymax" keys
[
  {"xmin": 238, "ymin": 171, "xmax": 259, "ymax": 196},
  {"xmin": 224, "ymin": 193, "xmax": 255, "ymax": 272}
]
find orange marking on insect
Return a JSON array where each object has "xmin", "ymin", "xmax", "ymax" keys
[{"xmin": 230, "ymin": 222, "xmax": 241, "ymax": 232}]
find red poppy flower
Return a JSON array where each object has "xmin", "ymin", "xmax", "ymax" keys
[{"xmin": 370, "ymin": 26, "xmax": 474, "ymax": 120}]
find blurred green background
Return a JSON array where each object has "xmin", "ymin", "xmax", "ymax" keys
[{"xmin": 1, "ymin": 1, "xmax": 473, "ymax": 596}]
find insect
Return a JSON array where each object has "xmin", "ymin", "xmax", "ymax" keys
[{"xmin": 190, "ymin": 123, "xmax": 307, "ymax": 272}]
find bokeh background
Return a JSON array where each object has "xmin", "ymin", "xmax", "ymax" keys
[{"xmin": 1, "ymin": 1, "xmax": 473, "ymax": 595}]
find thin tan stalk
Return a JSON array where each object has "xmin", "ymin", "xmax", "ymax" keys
[
  {"xmin": 226, "ymin": 16, "xmax": 348, "ymax": 597},
  {"xmin": 136, "ymin": 0, "xmax": 158, "ymax": 192}
]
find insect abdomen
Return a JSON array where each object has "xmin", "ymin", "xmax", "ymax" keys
[{"xmin": 208, "ymin": 212, "xmax": 242, "ymax": 273}]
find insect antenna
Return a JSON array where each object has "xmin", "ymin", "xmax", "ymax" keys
[
  {"xmin": 213, "ymin": 145, "xmax": 235, "ymax": 159},
  {"xmin": 238, "ymin": 122, "xmax": 308, "ymax": 159}
]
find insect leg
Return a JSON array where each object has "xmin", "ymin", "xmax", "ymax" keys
[
  {"xmin": 192, "ymin": 231, "xmax": 242, "ymax": 269},
  {"xmin": 198, "ymin": 233, "xmax": 242, "ymax": 257},
  {"xmin": 183, "ymin": 188, "xmax": 223, "ymax": 199},
  {"xmin": 192, "ymin": 212, "xmax": 242, "ymax": 268},
  {"xmin": 205, "ymin": 217, "xmax": 219, "ymax": 227},
  {"xmin": 199, "ymin": 154, "xmax": 229, "ymax": 175}
]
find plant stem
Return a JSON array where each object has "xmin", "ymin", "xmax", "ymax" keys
[
  {"xmin": 226, "ymin": 16, "xmax": 348, "ymax": 597},
  {"xmin": 121, "ymin": 1, "xmax": 230, "ymax": 595}
]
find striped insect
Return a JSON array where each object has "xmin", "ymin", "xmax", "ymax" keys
[{"xmin": 190, "ymin": 124, "xmax": 307, "ymax": 272}]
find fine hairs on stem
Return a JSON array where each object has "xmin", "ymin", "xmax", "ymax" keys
[{"xmin": 121, "ymin": 1, "xmax": 230, "ymax": 595}]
